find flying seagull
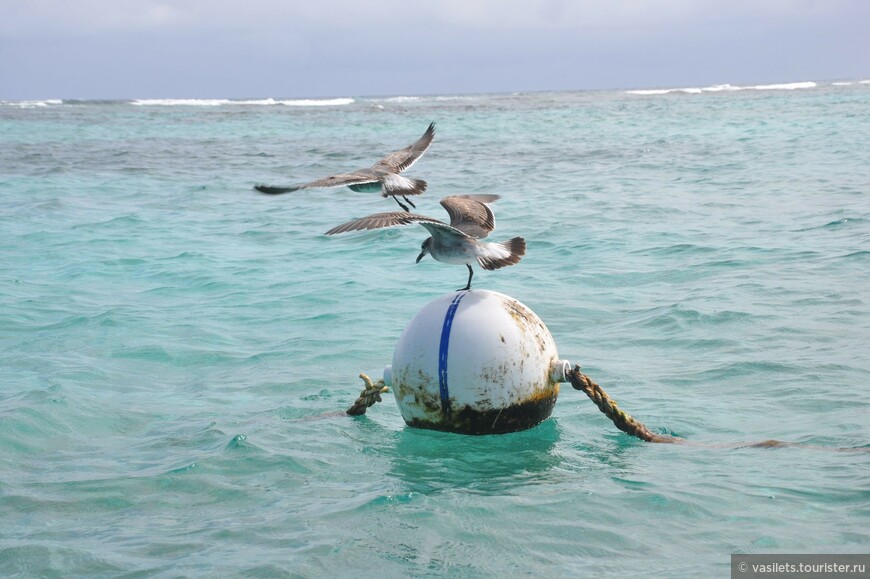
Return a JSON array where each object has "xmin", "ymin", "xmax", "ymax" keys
[
  {"xmin": 255, "ymin": 122, "xmax": 436, "ymax": 211},
  {"xmin": 325, "ymin": 194, "xmax": 526, "ymax": 291}
]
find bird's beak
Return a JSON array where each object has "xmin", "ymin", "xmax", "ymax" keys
[{"xmin": 416, "ymin": 249, "xmax": 427, "ymax": 263}]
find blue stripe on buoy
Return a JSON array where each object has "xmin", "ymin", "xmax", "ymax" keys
[{"xmin": 438, "ymin": 291, "xmax": 468, "ymax": 417}]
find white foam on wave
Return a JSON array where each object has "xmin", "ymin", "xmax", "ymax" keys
[
  {"xmin": 132, "ymin": 99, "xmax": 228, "ymax": 106},
  {"xmin": 701, "ymin": 84, "xmax": 741, "ymax": 92},
  {"xmin": 749, "ymin": 81, "xmax": 816, "ymax": 90},
  {"xmin": 627, "ymin": 81, "xmax": 818, "ymax": 96},
  {"xmin": 371, "ymin": 95, "xmax": 481, "ymax": 103},
  {"xmin": 379, "ymin": 96, "xmax": 422, "ymax": 103},
  {"xmin": 130, "ymin": 97, "xmax": 354, "ymax": 107},
  {"xmin": 434, "ymin": 95, "xmax": 484, "ymax": 101},
  {"xmin": 625, "ymin": 86, "xmax": 731, "ymax": 95},
  {"xmin": 625, "ymin": 88, "xmax": 675, "ymax": 95},
  {"xmin": 626, "ymin": 87, "xmax": 708, "ymax": 95},
  {"xmin": 276, "ymin": 97, "xmax": 355, "ymax": 106},
  {"xmin": 1, "ymin": 99, "xmax": 63, "ymax": 108}
]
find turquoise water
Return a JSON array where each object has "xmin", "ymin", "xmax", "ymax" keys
[{"xmin": 1, "ymin": 82, "xmax": 869, "ymax": 577}]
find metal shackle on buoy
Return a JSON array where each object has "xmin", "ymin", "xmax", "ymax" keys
[{"xmin": 382, "ymin": 290, "xmax": 570, "ymax": 435}]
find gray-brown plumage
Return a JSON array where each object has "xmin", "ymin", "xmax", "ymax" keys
[
  {"xmin": 325, "ymin": 194, "xmax": 525, "ymax": 291},
  {"xmin": 255, "ymin": 122, "xmax": 435, "ymax": 211}
]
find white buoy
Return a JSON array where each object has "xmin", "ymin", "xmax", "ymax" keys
[{"xmin": 383, "ymin": 290, "xmax": 570, "ymax": 434}]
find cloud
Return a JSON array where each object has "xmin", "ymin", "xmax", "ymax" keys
[
  {"xmin": 1, "ymin": 0, "xmax": 867, "ymax": 99},
  {"xmin": 1, "ymin": 1, "xmax": 179, "ymax": 36},
  {"xmin": 3, "ymin": 0, "xmax": 855, "ymax": 37}
]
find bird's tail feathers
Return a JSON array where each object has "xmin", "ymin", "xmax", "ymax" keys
[
  {"xmin": 478, "ymin": 237, "xmax": 526, "ymax": 270},
  {"xmin": 381, "ymin": 174, "xmax": 427, "ymax": 197}
]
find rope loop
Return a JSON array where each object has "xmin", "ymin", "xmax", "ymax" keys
[{"xmin": 346, "ymin": 373, "xmax": 389, "ymax": 416}]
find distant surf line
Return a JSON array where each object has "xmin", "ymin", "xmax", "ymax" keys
[
  {"xmin": 129, "ymin": 97, "xmax": 355, "ymax": 107},
  {"xmin": 3, "ymin": 79, "xmax": 869, "ymax": 108},
  {"xmin": 624, "ymin": 79, "xmax": 870, "ymax": 95},
  {"xmin": 0, "ymin": 97, "xmax": 356, "ymax": 108}
]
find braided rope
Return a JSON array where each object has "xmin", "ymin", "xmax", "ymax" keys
[
  {"xmin": 565, "ymin": 365, "xmax": 680, "ymax": 444},
  {"xmin": 346, "ymin": 373, "xmax": 389, "ymax": 416},
  {"xmin": 344, "ymin": 366, "xmax": 866, "ymax": 451}
]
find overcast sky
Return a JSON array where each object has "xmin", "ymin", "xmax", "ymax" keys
[{"xmin": 1, "ymin": 0, "xmax": 868, "ymax": 100}]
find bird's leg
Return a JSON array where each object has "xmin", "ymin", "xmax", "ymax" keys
[
  {"xmin": 392, "ymin": 196, "xmax": 410, "ymax": 212},
  {"xmin": 402, "ymin": 196, "xmax": 416, "ymax": 209},
  {"xmin": 457, "ymin": 265, "xmax": 473, "ymax": 291}
]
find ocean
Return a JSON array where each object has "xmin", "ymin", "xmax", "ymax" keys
[{"xmin": 1, "ymin": 80, "xmax": 868, "ymax": 577}]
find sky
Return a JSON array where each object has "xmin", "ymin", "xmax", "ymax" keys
[{"xmin": 1, "ymin": 0, "xmax": 868, "ymax": 100}]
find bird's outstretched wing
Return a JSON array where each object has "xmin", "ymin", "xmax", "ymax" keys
[
  {"xmin": 418, "ymin": 220, "xmax": 475, "ymax": 242},
  {"xmin": 256, "ymin": 123, "xmax": 434, "ymax": 195},
  {"xmin": 256, "ymin": 170, "xmax": 382, "ymax": 195},
  {"xmin": 439, "ymin": 195, "xmax": 499, "ymax": 238},
  {"xmin": 254, "ymin": 184, "xmax": 302, "ymax": 195},
  {"xmin": 324, "ymin": 211, "xmax": 443, "ymax": 235},
  {"xmin": 372, "ymin": 122, "xmax": 436, "ymax": 173}
]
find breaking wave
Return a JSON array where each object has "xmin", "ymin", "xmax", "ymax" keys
[
  {"xmin": 0, "ymin": 99, "xmax": 64, "ymax": 108},
  {"xmin": 626, "ymin": 81, "xmax": 820, "ymax": 96},
  {"xmin": 129, "ymin": 97, "xmax": 355, "ymax": 107}
]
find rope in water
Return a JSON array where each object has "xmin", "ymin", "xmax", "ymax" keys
[
  {"xmin": 563, "ymin": 365, "xmax": 869, "ymax": 450},
  {"xmin": 345, "ymin": 367, "xmax": 866, "ymax": 451},
  {"xmin": 343, "ymin": 365, "xmax": 676, "ymax": 444},
  {"xmin": 344, "ymin": 366, "xmax": 706, "ymax": 443},
  {"xmin": 346, "ymin": 373, "xmax": 389, "ymax": 416},
  {"xmin": 565, "ymin": 365, "xmax": 680, "ymax": 444}
]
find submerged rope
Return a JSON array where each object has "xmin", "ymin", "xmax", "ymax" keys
[
  {"xmin": 346, "ymin": 373, "xmax": 389, "ymax": 416},
  {"xmin": 565, "ymin": 365, "xmax": 680, "ymax": 444},
  {"xmin": 563, "ymin": 365, "xmax": 870, "ymax": 451},
  {"xmin": 344, "ymin": 366, "xmax": 866, "ymax": 451}
]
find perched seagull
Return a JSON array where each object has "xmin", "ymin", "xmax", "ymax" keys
[
  {"xmin": 325, "ymin": 194, "xmax": 526, "ymax": 291},
  {"xmin": 255, "ymin": 122, "xmax": 436, "ymax": 211}
]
